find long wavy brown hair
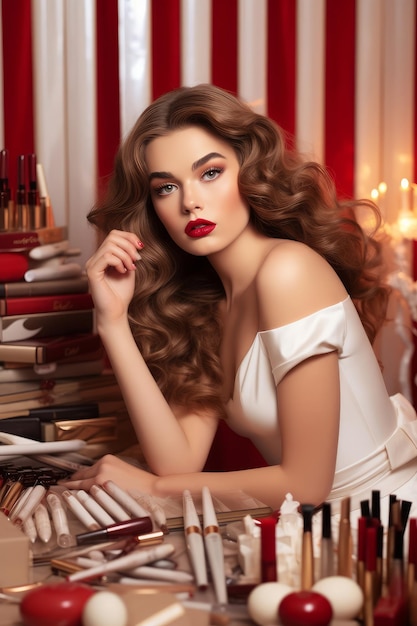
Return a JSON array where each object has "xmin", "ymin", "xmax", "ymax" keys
[{"xmin": 88, "ymin": 83, "xmax": 389, "ymax": 418}]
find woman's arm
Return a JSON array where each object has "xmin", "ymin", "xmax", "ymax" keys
[
  {"xmin": 85, "ymin": 230, "xmax": 219, "ymax": 475},
  {"xmin": 66, "ymin": 237, "xmax": 344, "ymax": 510},
  {"xmin": 63, "ymin": 345, "xmax": 338, "ymax": 511}
]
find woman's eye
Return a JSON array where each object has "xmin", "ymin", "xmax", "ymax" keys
[
  {"xmin": 202, "ymin": 167, "xmax": 223, "ymax": 181},
  {"xmin": 154, "ymin": 183, "xmax": 177, "ymax": 196}
]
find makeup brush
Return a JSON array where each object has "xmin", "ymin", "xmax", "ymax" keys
[{"xmin": 301, "ymin": 504, "xmax": 315, "ymax": 589}]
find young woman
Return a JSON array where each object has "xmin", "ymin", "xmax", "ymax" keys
[{"xmin": 63, "ymin": 84, "xmax": 417, "ymax": 523}]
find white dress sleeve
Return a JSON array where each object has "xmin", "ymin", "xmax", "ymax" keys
[{"xmin": 259, "ymin": 299, "xmax": 347, "ymax": 385}]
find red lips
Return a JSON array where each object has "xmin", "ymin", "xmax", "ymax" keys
[{"xmin": 185, "ymin": 218, "xmax": 216, "ymax": 238}]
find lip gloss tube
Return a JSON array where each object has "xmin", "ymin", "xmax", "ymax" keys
[
  {"xmin": 75, "ymin": 489, "xmax": 115, "ymax": 527},
  {"xmin": 66, "ymin": 543, "xmax": 175, "ymax": 583},
  {"xmin": 9, "ymin": 487, "xmax": 34, "ymax": 522},
  {"xmin": 34, "ymin": 502, "xmax": 52, "ymax": 543},
  {"xmin": 22, "ymin": 515, "xmax": 37, "ymax": 543},
  {"xmin": 46, "ymin": 492, "xmax": 73, "ymax": 548},
  {"xmin": 89, "ymin": 484, "xmax": 130, "ymax": 522},
  {"xmin": 126, "ymin": 565, "xmax": 194, "ymax": 583},
  {"xmin": 131, "ymin": 492, "xmax": 168, "ymax": 534},
  {"xmin": 102, "ymin": 481, "xmax": 150, "ymax": 519},
  {"xmin": 13, "ymin": 484, "xmax": 46, "ymax": 526},
  {"xmin": 61, "ymin": 490, "xmax": 100, "ymax": 531}
]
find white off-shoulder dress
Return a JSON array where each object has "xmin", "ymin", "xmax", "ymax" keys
[{"xmin": 226, "ymin": 296, "xmax": 417, "ymax": 524}]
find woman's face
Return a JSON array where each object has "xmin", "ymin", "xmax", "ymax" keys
[{"xmin": 145, "ymin": 126, "xmax": 251, "ymax": 257}]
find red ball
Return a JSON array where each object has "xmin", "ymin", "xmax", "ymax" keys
[
  {"xmin": 278, "ymin": 590, "xmax": 333, "ymax": 626},
  {"xmin": 20, "ymin": 582, "xmax": 96, "ymax": 626}
]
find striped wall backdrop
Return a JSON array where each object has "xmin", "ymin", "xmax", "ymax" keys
[{"xmin": 0, "ymin": 0, "xmax": 417, "ymax": 398}]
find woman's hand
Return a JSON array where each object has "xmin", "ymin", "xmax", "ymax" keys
[
  {"xmin": 60, "ymin": 454, "xmax": 157, "ymax": 494},
  {"xmin": 85, "ymin": 230, "xmax": 143, "ymax": 323}
]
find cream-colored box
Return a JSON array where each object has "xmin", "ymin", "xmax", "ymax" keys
[{"xmin": 0, "ymin": 512, "xmax": 30, "ymax": 586}]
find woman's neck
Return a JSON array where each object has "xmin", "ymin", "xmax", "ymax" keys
[{"xmin": 208, "ymin": 226, "xmax": 278, "ymax": 304}]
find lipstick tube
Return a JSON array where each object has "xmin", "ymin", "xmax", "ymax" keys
[
  {"xmin": 15, "ymin": 154, "xmax": 27, "ymax": 230},
  {"xmin": 27, "ymin": 153, "xmax": 38, "ymax": 229},
  {"xmin": 376, "ymin": 521, "xmax": 384, "ymax": 600},
  {"xmin": 61, "ymin": 490, "xmax": 100, "ymax": 531},
  {"xmin": 0, "ymin": 190, "xmax": 9, "ymax": 231},
  {"xmin": 0, "ymin": 148, "xmax": 11, "ymax": 231},
  {"xmin": 337, "ymin": 497, "xmax": 352, "ymax": 578},
  {"xmin": 357, "ymin": 516, "xmax": 367, "ymax": 596},
  {"xmin": 36, "ymin": 162, "xmax": 53, "ymax": 227},
  {"xmin": 364, "ymin": 525, "xmax": 377, "ymax": 626},
  {"xmin": 9, "ymin": 486, "xmax": 34, "ymax": 522},
  {"xmin": 0, "ymin": 481, "xmax": 23, "ymax": 517},
  {"xmin": 13, "ymin": 484, "xmax": 46, "ymax": 526},
  {"xmin": 46, "ymin": 492, "xmax": 73, "ymax": 548},
  {"xmin": 75, "ymin": 516, "xmax": 153, "ymax": 546},
  {"xmin": 183, "ymin": 489, "xmax": 208, "ymax": 589},
  {"xmin": 34, "ymin": 502, "xmax": 52, "ymax": 543},
  {"xmin": 320, "ymin": 502, "xmax": 334, "ymax": 579},
  {"xmin": 256, "ymin": 512, "xmax": 279, "ymax": 583},
  {"xmin": 372, "ymin": 490, "xmax": 381, "ymax": 522},
  {"xmin": 202, "ymin": 486, "xmax": 228, "ymax": 605},
  {"xmin": 408, "ymin": 518, "xmax": 417, "ymax": 624},
  {"xmin": 22, "ymin": 516, "xmax": 37, "ymax": 543}
]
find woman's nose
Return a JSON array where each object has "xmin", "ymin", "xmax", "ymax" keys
[{"xmin": 182, "ymin": 183, "xmax": 202, "ymax": 213}]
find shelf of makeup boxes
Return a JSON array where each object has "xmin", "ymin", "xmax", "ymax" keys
[
  {"xmin": 0, "ymin": 366, "xmax": 138, "ymax": 460},
  {"xmin": 0, "ymin": 287, "xmax": 138, "ymax": 459}
]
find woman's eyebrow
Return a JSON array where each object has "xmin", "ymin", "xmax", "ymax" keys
[
  {"xmin": 192, "ymin": 152, "xmax": 226, "ymax": 171},
  {"xmin": 149, "ymin": 170, "xmax": 172, "ymax": 181},
  {"xmin": 149, "ymin": 152, "xmax": 226, "ymax": 181}
]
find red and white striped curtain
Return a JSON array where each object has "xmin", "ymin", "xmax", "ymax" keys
[{"xmin": 1, "ymin": 0, "xmax": 416, "ymax": 398}]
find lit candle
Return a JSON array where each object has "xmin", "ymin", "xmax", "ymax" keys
[
  {"xmin": 377, "ymin": 182, "xmax": 387, "ymax": 221},
  {"xmin": 401, "ymin": 178, "xmax": 412, "ymax": 213}
]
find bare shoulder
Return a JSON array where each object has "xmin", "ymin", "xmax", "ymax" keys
[{"xmin": 255, "ymin": 240, "xmax": 348, "ymax": 329}]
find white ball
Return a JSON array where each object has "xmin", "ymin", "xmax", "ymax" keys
[
  {"xmin": 247, "ymin": 582, "xmax": 293, "ymax": 626},
  {"xmin": 82, "ymin": 591, "xmax": 128, "ymax": 626},
  {"xmin": 312, "ymin": 575, "xmax": 364, "ymax": 619}
]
